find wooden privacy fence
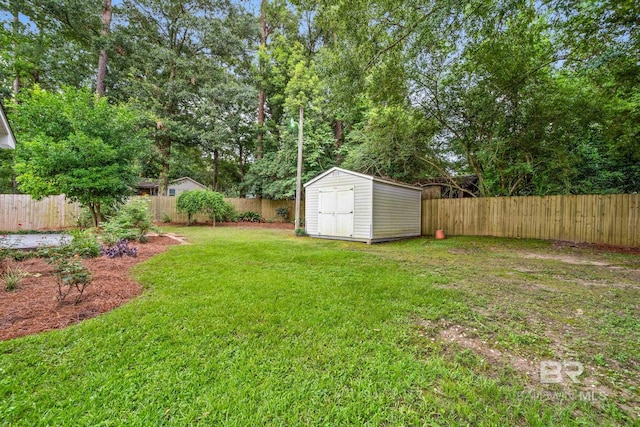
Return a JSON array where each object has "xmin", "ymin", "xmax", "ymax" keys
[
  {"xmin": 0, "ymin": 194, "xmax": 82, "ymax": 230},
  {"xmin": 147, "ymin": 196, "xmax": 302, "ymax": 224},
  {"xmin": 1, "ymin": 193, "xmax": 638, "ymax": 247},
  {"xmin": 422, "ymin": 194, "xmax": 640, "ymax": 247},
  {"xmin": 0, "ymin": 195, "xmax": 302, "ymax": 230}
]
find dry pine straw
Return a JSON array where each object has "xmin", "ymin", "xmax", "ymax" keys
[{"xmin": 0, "ymin": 236, "xmax": 178, "ymax": 341}]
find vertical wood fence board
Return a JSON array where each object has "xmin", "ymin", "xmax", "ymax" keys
[
  {"xmin": 575, "ymin": 196, "xmax": 584, "ymax": 243},
  {"xmin": 617, "ymin": 195, "xmax": 627, "ymax": 246},
  {"xmin": 630, "ymin": 195, "xmax": 636, "ymax": 247},
  {"xmin": 629, "ymin": 195, "xmax": 638, "ymax": 247},
  {"xmin": 419, "ymin": 194, "xmax": 638, "ymax": 247}
]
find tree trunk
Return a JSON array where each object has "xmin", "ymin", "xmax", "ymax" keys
[
  {"xmin": 257, "ymin": 90, "xmax": 265, "ymax": 159},
  {"xmin": 238, "ymin": 144, "xmax": 244, "ymax": 180},
  {"xmin": 88, "ymin": 203, "xmax": 99, "ymax": 228},
  {"xmin": 96, "ymin": 202, "xmax": 102, "ymax": 225},
  {"xmin": 256, "ymin": 0, "xmax": 267, "ymax": 159},
  {"xmin": 12, "ymin": 11, "xmax": 19, "ymax": 95},
  {"xmin": 212, "ymin": 148, "xmax": 219, "ymax": 191},
  {"xmin": 87, "ymin": 202, "xmax": 104, "ymax": 227},
  {"xmin": 96, "ymin": 0, "xmax": 112, "ymax": 97},
  {"xmin": 333, "ymin": 120, "xmax": 343, "ymax": 164}
]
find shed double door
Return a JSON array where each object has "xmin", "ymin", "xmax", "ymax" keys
[{"xmin": 318, "ymin": 186, "xmax": 354, "ymax": 237}]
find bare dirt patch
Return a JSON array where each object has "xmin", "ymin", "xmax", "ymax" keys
[
  {"xmin": 418, "ymin": 318, "xmax": 539, "ymax": 382},
  {"xmin": 552, "ymin": 240, "xmax": 640, "ymax": 256},
  {"xmin": 0, "ymin": 235, "xmax": 179, "ymax": 341},
  {"xmin": 519, "ymin": 252, "xmax": 611, "ymax": 266}
]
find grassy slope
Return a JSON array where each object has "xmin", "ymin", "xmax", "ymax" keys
[{"xmin": 0, "ymin": 228, "xmax": 638, "ymax": 425}]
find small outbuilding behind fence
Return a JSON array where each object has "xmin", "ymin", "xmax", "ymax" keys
[{"xmin": 304, "ymin": 167, "xmax": 422, "ymax": 243}]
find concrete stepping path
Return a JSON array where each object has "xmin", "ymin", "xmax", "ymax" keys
[{"xmin": 0, "ymin": 234, "xmax": 72, "ymax": 250}]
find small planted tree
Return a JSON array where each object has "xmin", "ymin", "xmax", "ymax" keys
[
  {"xmin": 102, "ymin": 198, "xmax": 155, "ymax": 244},
  {"xmin": 176, "ymin": 190, "xmax": 232, "ymax": 226}
]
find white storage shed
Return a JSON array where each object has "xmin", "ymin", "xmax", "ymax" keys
[{"xmin": 303, "ymin": 167, "xmax": 422, "ymax": 243}]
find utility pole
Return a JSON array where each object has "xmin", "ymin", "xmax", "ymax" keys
[{"xmin": 294, "ymin": 105, "xmax": 304, "ymax": 230}]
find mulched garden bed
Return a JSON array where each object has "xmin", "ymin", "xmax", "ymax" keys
[{"xmin": 0, "ymin": 235, "xmax": 179, "ymax": 341}]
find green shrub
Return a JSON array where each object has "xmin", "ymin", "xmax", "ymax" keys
[
  {"xmin": 0, "ymin": 230, "xmax": 63, "ymax": 235},
  {"xmin": 237, "ymin": 211, "xmax": 262, "ymax": 223},
  {"xmin": 176, "ymin": 190, "xmax": 232, "ymax": 225},
  {"xmin": 217, "ymin": 205, "xmax": 237, "ymax": 222},
  {"xmin": 2, "ymin": 266, "xmax": 27, "ymax": 291},
  {"xmin": 2, "ymin": 249, "xmax": 37, "ymax": 262},
  {"xmin": 32, "ymin": 230, "xmax": 100, "ymax": 260},
  {"xmin": 295, "ymin": 228, "xmax": 307, "ymax": 236},
  {"xmin": 67, "ymin": 229, "xmax": 101, "ymax": 258},
  {"xmin": 102, "ymin": 198, "xmax": 156, "ymax": 243},
  {"xmin": 52, "ymin": 258, "xmax": 91, "ymax": 304},
  {"xmin": 161, "ymin": 212, "xmax": 172, "ymax": 223},
  {"xmin": 275, "ymin": 206, "xmax": 289, "ymax": 221}
]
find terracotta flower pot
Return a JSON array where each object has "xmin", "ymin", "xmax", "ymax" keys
[{"xmin": 435, "ymin": 229, "xmax": 445, "ymax": 240}]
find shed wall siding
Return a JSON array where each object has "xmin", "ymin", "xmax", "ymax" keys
[
  {"xmin": 305, "ymin": 171, "xmax": 372, "ymax": 239},
  {"xmin": 372, "ymin": 183, "xmax": 421, "ymax": 239},
  {"xmin": 169, "ymin": 180, "xmax": 207, "ymax": 196}
]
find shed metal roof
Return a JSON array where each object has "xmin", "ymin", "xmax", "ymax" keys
[{"xmin": 303, "ymin": 167, "xmax": 422, "ymax": 191}]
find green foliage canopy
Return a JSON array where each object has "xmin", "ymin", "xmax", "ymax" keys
[{"xmin": 11, "ymin": 87, "xmax": 148, "ymax": 225}]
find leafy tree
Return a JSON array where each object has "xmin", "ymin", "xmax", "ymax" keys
[
  {"xmin": 176, "ymin": 190, "xmax": 232, "ymax": 225},
  {"xmin": 112, "ymin": 0, "xmax": 256, "ymax": 195},
  {"xmin": 256, "ymin": 0, "xmax": 300, "ymax": 159},
  {"xmin": 245, "ymin": 39, "xmax": 336, "ymax": 199},
  {"xmin": 343, "ymin": 105, "xmax": 440, "ymax": 182},
  {"xmin": 193, "ymin": 76, "xmax": 257, "ymax": 193},
  {"xmin": 4, "ymin": 0, "xmax": 639, "ymax": 197},
  {"xmin": 10, "ymin": 87, "xmax": 148, "ymax": 226},
  {"xmin": 0, "ymin": 148, "xmax": 16, "ymax": 193},
  {"xmin": 0, "ymin": 0, "xmax": 102, "ymax": 94},
  {"xmin": 315, "ymin": 0, "xmax": 640, "ymax": 195}
]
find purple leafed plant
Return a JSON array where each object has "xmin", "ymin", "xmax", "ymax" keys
[{"xmin": 100, "ymin": 239, "xmax": 138, "ymax": 258}]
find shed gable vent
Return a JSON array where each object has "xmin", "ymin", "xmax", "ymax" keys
[{"xmin": 331, "ymin": 170, "xmax": 340, "ymax": 178}]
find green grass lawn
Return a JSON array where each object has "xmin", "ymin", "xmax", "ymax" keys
[{"xmin": 1, "ymin": 227, "xmax": 638, "ymax": 425}]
